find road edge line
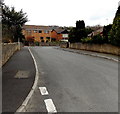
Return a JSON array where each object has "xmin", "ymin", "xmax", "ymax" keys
[{"xmin": 15, "ymin": 47, "xmax": 39, "ymax": 112}]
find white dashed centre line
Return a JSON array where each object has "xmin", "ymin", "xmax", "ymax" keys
[
  {"xmin": 44, "ymin": 99, "xmax": 57, "ymax": 113},
  {"xmin": 39, "ymin": 87, "xmax": 49, "ymax": 95}
]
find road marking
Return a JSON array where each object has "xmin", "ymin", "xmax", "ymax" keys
[
  {"xmin": 16, "ymin": 47, "xmax": 39, "ymax": 112},
  {"xmin": 39, "ymin": 87, "xmax": 49, "ymax": 95},
  {"xmin": 44, "ymin": 99, "xmax": 57, "ymax": 113}
]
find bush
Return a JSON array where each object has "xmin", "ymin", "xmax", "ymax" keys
[
  {"xmin": 35, "ymin": 42, "xmax": 39, "ymax": 46},
  {"xmin": 92, "ymin": 34, "xmax": 104, "ymax": 44},
  {"xmin": 81, "ymin": 34, "xmax": 107, "ymax": 44},
  {"xmin": 81, "ymin": 37, "xmax": 92, "ymax": 43}
]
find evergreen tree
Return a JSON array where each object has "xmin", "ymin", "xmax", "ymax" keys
[
  {"xmin": 103, "ymin": 24, "xmax": 112, "ymax": 43},
  {"xmin": 69, "ymin": 20, "xmax": 87, "ymax": 43},
  {"xmin": 109, "ymin": 6, "xmax": 120, "ymax": 46}
]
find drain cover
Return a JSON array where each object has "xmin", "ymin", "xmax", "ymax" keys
[{"xmin": 15, "ymin": 71, "xmax": 29, "ymax": 79}]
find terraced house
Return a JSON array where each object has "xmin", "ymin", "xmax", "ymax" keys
[{"xmin": 22, "ymin": 25, "xmax": 69, "ymax": 43}]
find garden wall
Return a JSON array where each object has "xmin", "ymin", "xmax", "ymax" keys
[
  {"xmin": 2, "ymin": 43, "xmax": 23, "ymax": 66},
  {"xmin": 60, "ymin": 43, "xmax": 120, "ymax": 56}
]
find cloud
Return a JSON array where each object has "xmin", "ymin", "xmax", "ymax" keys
[{"xmin": 4, "ymin": 0, "xmax": 119, "ymax": 26}]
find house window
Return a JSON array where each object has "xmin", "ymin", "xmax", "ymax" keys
[
  {"xmin": 27, "ymin": 30, "xmax": 31, "ymax": 33},
  {"xmin": 40, "ymin": 37, "xmax": 43, "ymax": 39},
  {"xmin": 41, "ymin": 40, "xmax": 44, "ymax": 42},
  {"xmin": 46, "ymin": 37, "xmax": 50, "ymax": 40},
  {"xmin": 34, "ymin": 30, "xmax": 38, "ymax": 33},
  {"xmin": 51, "ymin": 38, "xmax": 56, "ymax": 42},
  {"xmin": 39, "ymin": 30, "xmax": 42, "ymax": 33},
  {"xmin": 44, "ymin": 30, "xmax": 49, "ymax": 33}
]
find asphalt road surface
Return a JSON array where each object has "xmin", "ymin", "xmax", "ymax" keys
[
  {"xmin": 2, "ymin": 47, "xmax": 35, "ymax": 112},
  {"xmin": 26, "ymin": 46, "xmax": 118, "ymax": 112}
]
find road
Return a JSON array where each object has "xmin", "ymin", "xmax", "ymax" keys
[{"xmin": 25, "ymin": 46, "xmax": 118, "ymax": 112}]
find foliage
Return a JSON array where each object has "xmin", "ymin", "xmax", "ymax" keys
[
  {"xmin": 69, "ymin": 6, "xmax": 120, "ymax": 46},
  {"xmin": 69, "ymin": 20, "xmax": 87, "ymax": 43},
  {"xmin": 76, "ymin": 20, "xmax": 85, "ymax": 29},
  {"xmin": 34, "ymin": 41, "xmax": 40, "ymax": 46},
  {"xmin": 108, "ymin": 6, "xmax": 120, "ymax": 46},
  {"xmin": 81, "ymin": 37, "xmax": 92, "ymax": 43},
  {"xmin": 81, "ymin": 34, "xmax": 105, "ymax": 44},
  {"xmin": 92, "ymin": 34, "xmax": 104, "ymax": 44},
  {"xmin": 85, "ymin": 28, "xmax": 93, "ymax": 35},
  {"xmin": 69, "ymin": 27, "xmax": 76, "ymax": 43},
  {"xmin": 2, "ymin": 4, "xmax": 28, "ymax": 42},
  {"xmin": 103, "ymin": 24, "xmax": 112, "ymax": 43}
]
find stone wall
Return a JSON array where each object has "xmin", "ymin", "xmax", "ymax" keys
[
  {"xmin": 60, "ymin": 43, "xmax": 120, "ymax": 56},
  {"xmin": 60, "ymin": 42, "xmax": 68, "ymax": 48},
  {"xmin": 39, "ymin": 42, "xmax": 60, "ymax": 46},
  {"xmin": 2, "ymin": 43, "xmax": 23, "ymax": 66}
]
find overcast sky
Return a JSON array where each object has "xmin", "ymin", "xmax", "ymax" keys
[{"xmin": 4, "ymin": 0, "xmax": 119, "ymax": 27}]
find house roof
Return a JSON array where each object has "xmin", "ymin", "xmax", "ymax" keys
[
  {"xmin": 23, "ymin": 25, "xmax": 59, "ymax": 31},
  {"xmin": 23, "ymin": 25, "xmax": 69, "ymax": 34},
  {"xmin": 88, "ymin": 27, "xmax": 103, "ymax": 36},
  {"xmin": 54, "ymin": 28, "xmax": 64, "ymax": 33}
]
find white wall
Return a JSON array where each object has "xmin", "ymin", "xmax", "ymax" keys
[{"xmin": 62, "ymin": 34, "xmax": 68, "ymax": 38}]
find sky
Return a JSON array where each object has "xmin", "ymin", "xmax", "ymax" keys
[{"xmin": 4, "ymin": 0, "xmax": 120, "ymax": 27}]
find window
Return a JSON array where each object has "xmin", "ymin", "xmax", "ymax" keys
[
  {"xmin": 46, "ymin": 37, "xmax": 50, "ymax": 40},
  {"xmin": 27, "ymin": 30, "xmax": 31, "ymax": 33},
  {"xmin": 40, "ymin": 37, "xmax": 43, "ymax": 39},
  {"xmin": 44, "ymin": 30, "xmax": 49, "ymax": 33},
  {"xmin": 41, "ymin": 40, "xmax": 44, "ymax": 42},
  {"xmin": 34, "ymin": 30, "xmax": 38, "ymax": 33},
  {"xmin": 51, "ymin": 38, "xmax": 56, "ymax": 42},
  {"xmin": 39, "ymin": 30, "xmax": 42, "ymax": 33}
]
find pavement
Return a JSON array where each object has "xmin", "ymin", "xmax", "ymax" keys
[
  {"xmin": 2, "ymin": 47, "xmax": 35, "ymax": 113},
  {"xmin": 24, "ymin": 46, "xmax": 118, "ymax": 112}
]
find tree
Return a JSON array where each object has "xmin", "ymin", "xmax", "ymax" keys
[
  {"xmin": 2, "ymin": 4, "xmax": 28, "ymax": 42},
  {"xmin": 68, "ymin": 27, "xmax": 77, "ymax": 43},
  {"xmin": 108, "ymin": 6, "xmax": 120, "ymax": 46},
  {"xmin": 103, "ymin": 24, "xmax": 112, "ymax": 43},
  {"xmin": 76, "ymin": 20, "xmax": 85, "ymax": 30},
  {"xmin": 69, "ymin": 20, "xmax": 87, "ymax": 43}
]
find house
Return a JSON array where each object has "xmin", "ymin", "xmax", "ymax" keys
[
  {"xmin": 55, "ymin": 29, "xmax": 69, "ymax": 42},
  {"xmin": 88, "ymin": 27, "xmax": 103, "ymax": 37},
  {"xmin": 60, "ymin": 29, "xmax": 69, "ymax": 42},
  {"xmin": 22, "ymin": 25, "xmax": 69, "ymax": 43}
]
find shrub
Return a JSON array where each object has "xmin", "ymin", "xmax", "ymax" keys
[
  {"xmin": 81, "ymin": 37, "xmax": 92, "ymax": 43},
  {"xmin": 92, "ymin": 34, "xmax": 104, "ymax": 44}
]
